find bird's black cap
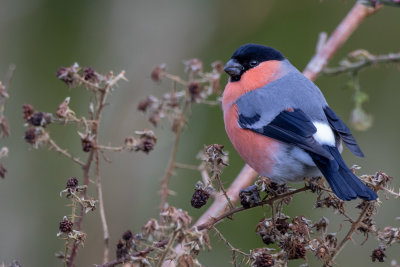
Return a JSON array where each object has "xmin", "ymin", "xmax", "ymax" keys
[{"xmin": 225, "ymin": 44, "xmax": 285, "ymax": 81}]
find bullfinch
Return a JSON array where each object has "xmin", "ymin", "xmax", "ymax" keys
[{"xmin": 222, "ymin": 43, "xmax": 377, "ymax": 201}]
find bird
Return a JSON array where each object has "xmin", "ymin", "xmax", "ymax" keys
[{"xmin": 222, "ymin": 43, "xmax": 377, "ymax": 201}]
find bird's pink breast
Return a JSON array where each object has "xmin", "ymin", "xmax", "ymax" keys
[{"xmin": 223, "ymin": 104, "xmax": 279, "ymax": 176}]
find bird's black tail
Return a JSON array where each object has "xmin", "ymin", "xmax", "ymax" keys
[{"xmin": 310, "ymin": 145, "xmax": 377, "ymax": 201}]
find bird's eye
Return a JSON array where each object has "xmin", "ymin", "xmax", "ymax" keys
[{"xmin": 249, "ymin": 60, "xmax": 258, "ymax": 67}]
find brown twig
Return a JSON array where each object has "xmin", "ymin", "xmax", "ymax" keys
[
  {"xmin": 330, "ymin": 201, "xmax": 374, "ymax": 262},
  {"xmin": 68, "ymin": 150, "xmax": 94, "ymax": 267},
  {"xmin": 212, "ymin": 226, "xmax": 250, "ymax": 267},
  {"xmin": 96, "ymin": 239, "xmax": 169, "ymax": 267},
  {"xmin": 68, "ymin": 71, "xmax": 126, "ymax": 266},
  {"xmin": 96, "ymin": 145, "xmax": 124, "ymax": 152},
  {"xmin": 160, "ymin": 101, "xmax": 189, "ymax": 210},
  {"xmin": 196, "ymin": 186, "xmax": 310, "ymax": 231},
  {"xmin": 303, "ymin": 1, "xmax": 381, "ymax": 80},
  {"xmin": 96, "ymin": 149, "xmax": 110, "ymax": 263},
  {"xmin": 214, "ymin": 173, "xmax": 234, "ymax": 210},
  {"xmin": 48, "ymin": 138, "xmax": 85, "ymax": 167},
  {"xmin": 156, "ymin": 231, "xmax": 178, "ymax": 267},
  {"xmin": 323, "ymin": 51, "xmax": 400, "ymax": 75}
]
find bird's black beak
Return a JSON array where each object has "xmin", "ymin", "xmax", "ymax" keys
[{"xmin": 224, "ymin": 59, "xmax": 243, "ymax": 78}]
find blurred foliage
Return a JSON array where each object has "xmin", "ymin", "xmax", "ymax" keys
[{"xmin": 0, "ymin": 1, "xmax": 399, "ymax": 266}]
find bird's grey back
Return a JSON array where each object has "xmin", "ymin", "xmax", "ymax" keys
[{"xmin": 236, "ymin": 60, "xmax": 328, "ymax": 129}]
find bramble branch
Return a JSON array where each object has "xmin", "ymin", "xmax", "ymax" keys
[{"xmin": 323, "ymin": 51, "xmax": 400, "ymax": 75}]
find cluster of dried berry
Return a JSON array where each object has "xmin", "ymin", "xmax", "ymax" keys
[
  {"xmin": 113, "ymin": 205, "xmax": 210, "ymax": 266},
  {"xmin": 138, "ymin": 59, "xmax": 223, "ymax": 129}
]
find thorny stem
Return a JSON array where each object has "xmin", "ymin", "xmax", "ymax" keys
[
  {"xmin": 173, "ymin": 162, "xmax": 199, "ymax": 171},
  {"xmin": 212, "ymin": 226, "xmax": 250, "ymax": 259},
  {"xmin": 96, "ymin": 239, "xmax": 170, "ymax": 267},
  {"xmin": 196, "ymin": 186, "xmax": 310, "ymax": 231},
  {"xmin": 323, "ymin": 51, "xmax": 400, "ymax": 75},
  {"xmin": 214, "ymin": 173, "xmax": 234, "ymax": 210},
  {"xmin": 330, "ymin": 201, "xmax": 373, "ymax": 262},
  {"xmin": 96, "ymin": 145, "xmax": 124, "ymax": 152},
  {"xmin": 68, "ymin": 151, "xmax": 94, "ymax": 267},
  {"xmin": 163, "ymin": 73, "xmax": 189, "ymax": 86},
  {"xmin": 64, "ymin": 194, "xmax": 79, "ymax": 267},
  {"xmin": 91, "ymin": 77, "xmax": 114, "ymax": 264},
  {"xmin": 160, "ymin": 100, "xmax": 190, "ymax": 210},
  {"xmin": 96, "ymin": 149, "xmax": 110, "ymax": 263},
  {"xmin": 156, "ymin": 231, "xmax": 178, "ymax": 267},
  {"xmin": 68, "ymin": 71, "xmax": 125, "ymax": 266},
  {"xmin": 48, "ymin": 138, "xmax": 85, "ymax": 166}
]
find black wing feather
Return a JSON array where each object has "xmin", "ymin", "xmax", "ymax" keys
[
  {"xmin": 238, "ymin": 109, "xmax": 333, "ymax": 160},
  {"xmin": 323, "ymin": 106, "xmax": 364, "ymax": 157}
]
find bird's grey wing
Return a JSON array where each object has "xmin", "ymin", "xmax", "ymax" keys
[{"xmin": 238, "ymin": 106, "xmax": 333, "ymax": 160}]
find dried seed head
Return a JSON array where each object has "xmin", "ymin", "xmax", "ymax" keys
[
  {"xmin": 142, "ymin": 218, "xmax": 159, "ymax": 237},
  {"xmin": 177, "ymin": 254, "xmax": 194, "ymax": 267},
  {"xmin": 134, "ymin": 130, "xmax": 157, "ymax": 154},
  {"xmin": 191, "ymin": 188, "xmax": 210, "ymax": 209},
  {"xmin": 59, "ymin": 216, "xmax": 73, "ymax": 234},
  {"xmin": 24, "ymin": 128, "xmax": 38, "ymax": 144},
  {"xmin": 293, "ymin": 242, "xmax": 307, "ymax": 259},
  {"xmin": 377, "ymin": 226, "xmax": 400, "ymax": 244},
  {"xmin": 315, "ymin": 244, "xmax": 329, "ymax": 260},
  {"xmin": 82, "ymin": 67, "xmax": 99, "ymax": 83},
  {"xmin": 66, "ymin": 177, "xmax": 79, "ymax": 189},
  {"xmin": 56, "ymin": 97, "xmax": 71, "ymax": 118},
  {"xmin": 188, "ymin": 81, "xmax": 202, "ymax": 102},
  {"xmin": 137, "ymin": 96, "xmax": 153, "ymax": 112},
  {"xmin": 116, "ymin": 240, "xmax": 128, "ymax": 259},
  {"xmin": 325, "ymin": 233, "xmax": 337, "ymax": 248},
  {"xmin": 150, "ymin": 64, "xmax": 166, "ymax": 82},
  {"xmin": 314, "ymin": 216, "xmax": 329, "ymax": 232},
  {"xmin": 56, "ymin": 63, "xmax": 80, "ymax": 87},
  {"xmin": 371, "ymin": 246, "xmax": 386, "ymax": 262},
  {"xmin": 256, "ymin": 218, "xmax": 277, "ymax": 245},
  {"xmin": 23, "ymin": 104, "xmax": 34, "ymax": 121},
  {"xmin": 0, "ymin": 116, "xmax": 10, "ymax": 137},
  {"xmin": 239, "ymin": 185, "xmax": 260, "ymax": 208},
  {"xmin": 28, "ymin": 112, "xmax": 51, "ymax": 127},
  {"xmin": 267, "ymin": 182, "xmax": 289, "ymax": 195},
  {"xmin": 122, "ymin": 230, "xmax": 133, "ymax": 241},
  {"xmin": 0, "ymin": 161, "xmax": 7, "ymax": 178},
  {"xmin": 261, "ymin": 234, "xmax": 275, "ymax": 245},
  {"xmin": 149, "ymin": 111, "xmax": 161, "ymax": 127},
  {"xmin": 80, "ymin": 133, "xmax": 94, "ymax": 152},
  {"xmin": 160, "ymin": 206, "xmax": 192, "ymax": 231},
  {"xmin": 290, "ymin": 216, "xmax": 311, "ymax": 239},
  {"xmin": 204, "ymin": 144, "xmax": 228, "ymax": 168},
  {"xmin": 184, "ymin": 58, "xmax": 203, "ymax": 74},
  {"xmin": 211, "ymin": 61, "xmax": 224, "ymax": 73},
  {"xmin": 358, "ymin": 217, "xmax": 376, "ymax": 234},
  {"xmin": 252, "ymin": 248, "xmax": 275, "ymax": 267},
  {"xmin": 276, "ymin": 217, "xmax": 290, "ymax": 235},
  {"xmin": 28, "ymin": 111, "xmax": 51, "ymax": 127},
  {"xmin": 315, "ymin": 195, "xmax": 344, "ymax": 213}
]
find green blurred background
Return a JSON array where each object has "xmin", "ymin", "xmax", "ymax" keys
[{"xmin": 0, "ymin": 1, "xmax": 399, "ymax": 266}]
